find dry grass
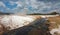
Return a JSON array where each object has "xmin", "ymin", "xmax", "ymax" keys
[{"xmin": 47, "ymin": 16, "xmax": 60, "ymax": 30}]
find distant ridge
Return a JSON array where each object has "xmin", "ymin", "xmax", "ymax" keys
[
  {"xmin": 28, "ymin": 12, "xmax": 59, "ymax": 15},
  {"xmin": 0, "ymin": 12, "xmax": 13, "ymax": 15}
]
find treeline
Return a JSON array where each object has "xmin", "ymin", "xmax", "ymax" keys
[
  {"xmin": 28, "ymin": 12, "xmax": 59, "ymax": 15},
  {"xmin": 0, "ymin": 12, "xmax": 13, "ymax": 15}
]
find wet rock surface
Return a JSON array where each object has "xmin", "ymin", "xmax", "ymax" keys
[{"xmin": 3, "ymin": 18, "xmax": 51, "ymax": 35}]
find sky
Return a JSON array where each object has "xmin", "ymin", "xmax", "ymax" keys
[{"xmin": 0, "ymin": 0, "xmax": 60, "ymax": 14}]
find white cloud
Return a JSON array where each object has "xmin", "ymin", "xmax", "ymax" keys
[
  {"xmin": 15, "ymin": 0, "xmax": 25, "ymax": 7},
  {"xmin": 10, "ymin": 0, "xmax": 60, "ymax": 13},
  {"xmin": 0, "ymin": 1, "xmax": 6, "ymax": 7},
  {"xmin": 0, "ymin": 0, "xmax": 60, "ymax": 13},
  {"xmin": 9, "ymin": 1, "xmax": 16, "ymax": 5}
]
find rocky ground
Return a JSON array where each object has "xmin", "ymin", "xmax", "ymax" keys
[
  {"xmin": 0, "ymin": 15, "xmax": 60, "ymax": 35},
  {"xmin": 47, "ymin": 16, "xmax": 60, "ymax": 35},
  {"xmin": 3, "ymin": 18, "xmax": 51, "ymax": 35}
]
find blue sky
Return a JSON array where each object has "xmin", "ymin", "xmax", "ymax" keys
[{"xmin": 0, "ymin": 0, "xmax": 60, "ymax": 14}]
